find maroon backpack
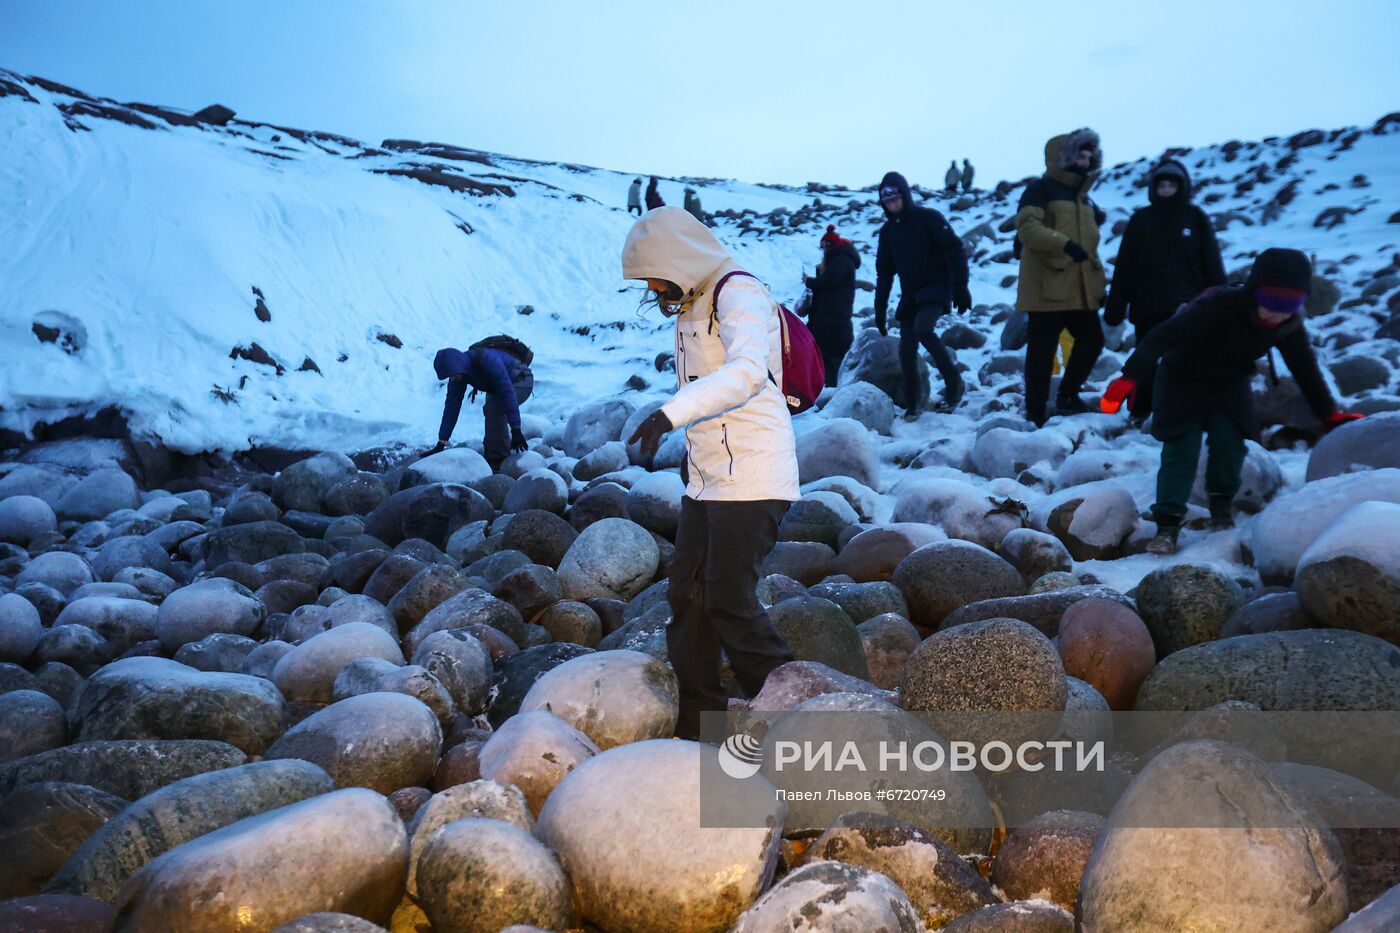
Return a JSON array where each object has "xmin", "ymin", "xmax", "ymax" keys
[{"xmin": 712, "ymin": 270, "xmax": 825, "ymax": 415}]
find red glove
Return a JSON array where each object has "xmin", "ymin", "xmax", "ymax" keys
[
  {"xmin": 1100, "ymin": 377, "xmax": 1138, "ymax": 414},
  {"xmin": 1324, "ymin": 411, "xmax": 1362, "ymax": 432}
]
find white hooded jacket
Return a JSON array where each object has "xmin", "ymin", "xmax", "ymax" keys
[{"xmin": 622, "ymin": 208, "xmax": 799, "ymax": 502}]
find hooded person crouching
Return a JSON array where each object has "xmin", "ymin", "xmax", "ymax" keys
[
  {"xmin": 1101, "ymin": 248, "xmax": 1361, "ymax": 554},
  {"xmin": 622, "ymin": 206, "xmax": 797, "ymax": 739},
  {"xmin": 432, "ymin": 344, "xmax": 533, "ymax": 472}
]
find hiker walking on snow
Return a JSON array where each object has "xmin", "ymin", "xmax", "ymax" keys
[
  {"xmin": 645, "ymin": 176, "xmax": 665, "ymax": 210},
  {"xmin": 961, "ymin": 158, "xmax": 975, "ymax": 192},
  {"xmin": 432, "ymin": 339, "xmax": 534, "ymax": 473},
  {"xmin": 1101, "ymin": 248, "xmax": 1360, "ymax": 555},
  {"xmin": 683, "ymin": 187, "xmax": 706, "ymax": 224},
  {"xmin": 622, "ymin": 206, "xmax": 798, "ymax": 740},
  {"xmin": 1104, "ymin": 159, "xmax": 1226, "ymax": 420},
  {"xmin": 944, "ymin": 160, "xmax": 962, "ymax": 194},
  {"xmin": 803, "ymin": 224, "xmax": 861, "ymax": 385},
  {"xmin": 627, "ymin": 177, "xmax": 643, "ymax": 215},
  {"xmin": 1015, "ymin": 127, "xmax": 1108, "ymax": 426},
  {"xmin": 873, "ymin": 171, "xmax": 972, "ymax": 417}
]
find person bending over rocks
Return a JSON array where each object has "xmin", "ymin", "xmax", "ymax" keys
[
  {"xmin": 622, "ymin": 206, "xmax": 798, "ymax": 740},
  {"xmin": 432, "ymin": 337, "xmax": 534, "ymax": 472},
  {"xmin": 1101, "ymin": 248, "xmax": 1360, "ymax": 554}
]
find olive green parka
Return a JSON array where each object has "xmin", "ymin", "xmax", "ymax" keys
[{"xmin": 1014, "ymin": 128, "xmax": 1108, "ymax": 312}]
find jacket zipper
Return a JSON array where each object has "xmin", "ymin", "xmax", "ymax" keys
[{"xmin": 721, "ymin": 423, "xmax": 734, "ymax": 476}]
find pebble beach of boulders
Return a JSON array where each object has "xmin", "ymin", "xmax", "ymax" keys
[{"xmin": 0, "ymin": 406, "xmax": 1397, "ymax": 933}]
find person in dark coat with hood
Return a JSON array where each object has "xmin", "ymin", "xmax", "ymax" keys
[
  {"xmin": 802, "ymin": 225, "xmax": 861, "ymax": 385},
  {"xmin": 645, "ymin": 176, "xmax": 665, "ymax": 211},
  {"xmin": 1101, "ymin": 248, "xmax": 1360, "ymax": 554},
  {"xmin": 1105, "ymin": 159, "xmax": 1226, "ymax": 418},
  {"xmin": 874, "ymin": 171, "xmax": 973, "ymax": 416},
  {"xmin": 683, "ymin": 187, "xmax": 705, "ymax": 224},
  {"xmin": 944, "ymin": 161, "xmax": 962, "ymax": 194},
  {"xmin": 432, "ymin": 344, "xmax": 534, "ymax": 471},
  {"xmin": 961, "ymin": 159, "xmax": 975, "ymax": 192}
]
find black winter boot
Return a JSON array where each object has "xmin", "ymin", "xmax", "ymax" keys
[
  {"xmin": 1208, "ymin": 495, "xmax": 1235, "ymax": 530},
  {"xmin": 1055, "ymin": 392, "xmax": 1092, "ymax": 415},
  {"xmin": 1147, "ymin": 517, "xmax": 1181, "ymax": 555},
  {"xmin": 936, "ymin": 378, "xmax": 965, "ymax": 412}
]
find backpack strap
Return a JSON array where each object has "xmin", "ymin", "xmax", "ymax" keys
[{"xmin": 710, "ymin": 270, "xmax": 781, "ymax": 389}]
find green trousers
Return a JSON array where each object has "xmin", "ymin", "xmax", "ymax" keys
[{"xmin": 1152, "ymin": 411, "xmax": 1245, "ymax": 523}]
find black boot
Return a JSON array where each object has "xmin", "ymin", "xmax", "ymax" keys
[
  {"xmin": 1208, "ymin": 495, "xmax": 1235, "ymax": 530},
  {"xmin": 1147, "ymin": 517, "xmax": 1181, "ymax": 555},
  {"xmin": 936, "ymin": 378, "xmax": 965, "ymax": 412},
  {"xmin": 1055, "ymin": 392, "xmax": 1092, "ymax": 415}
]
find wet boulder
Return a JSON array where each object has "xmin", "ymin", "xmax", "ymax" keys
[
  {"xmin": 0, "ymin": 739, "xmax": 247, "ymax": 800},
  {"xmin": 0, "ymin": 781, "xmax": 127, "ymax": 898},
  {"xmin": 478, "ymin": 709, "xmax": 600, "ymax": 815},
  {"xmin": 271, "ymin": 622, "xmax": 404, "ymax": 704},
  {"xmin": 556, "ymin": 518, "xmax": 659, "ymax": 601},
  {"xmin": 519, "ymin": 649, "xmax": 679, "ymax": 749},
  {"xmin": 272, "ymin": 452, "xmax": 358, "ymax": 513},
  {"xmin": 1134, "ymin": 562, "xmax": 1245, "ymax": 656},
  {"xmin": 0, "ymin": 689, "xmax": 67, "ymax": 764},
  {"xmin": 263, "ymin": 693, "xmax": 441, "ymax": 793},
  {"xmin": 892, "ymin": 540, "xmax": 1023, "ymax": 631}
]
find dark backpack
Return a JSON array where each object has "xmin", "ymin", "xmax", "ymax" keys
[{"xmin": 469, "ymin": 334, "xmax": 533, "ymax": 367}]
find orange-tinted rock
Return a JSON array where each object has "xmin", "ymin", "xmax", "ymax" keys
[
  {"xmin": 990, "ymin": 809, "xmax": 1104, "ymax": 910},
  {"xmin": 1056, "ymin": 598, "xmax": 1155, "ymax": 710}
]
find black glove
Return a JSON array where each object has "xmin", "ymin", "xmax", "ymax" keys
[
  {"xmin": 627, "ymin": 409, "xmax": 673, "ymax": 461},
  {"xmin": 1063, "ymin": 240, "xmax": 1090, "ymax": 264},
  {"xmin": 875, "ymin": 306, "xmax": 888, "ymax": 336},
  {"xmin": 510, "ymin": 425, "xmax": 528, "ymax": 453},
  {"xmin": 803, "ymin": 275, "xmax": 816, "ymax": 288},
  {"xmin": 954, "ymin": 284, "xmax": 973, "ymax": 314}
]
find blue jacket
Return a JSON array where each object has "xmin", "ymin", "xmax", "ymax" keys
[{"xmin": 435, "ymin": 346, "xmax": 526, "ymax": 440}]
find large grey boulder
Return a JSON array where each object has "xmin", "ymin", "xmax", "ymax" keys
[
  {"xmin": 796, "ymin": 418, "xmax": 881, "ymax": 488},
  {"xmin": 822, "ymin": 380, "xmax": 895, "ymax": 434},
  {"xmin": 0, "ymin": 690, "xmax": 67, "ymax": 764},
  {"xmin": 263, "ymin": 693, "xmax": 441, "ymax": 793},
  {"xmin": 204, "ymin": 520, "xmax": 305, "ymax": 569},
  {"xmin": 1133, "ymin": 562, "xmax": 1245, "ymax": 656},
  {"xmin": 272, "ymin": 452, "xmax": 358, "ymax": 513},
  {"xmin": 155, "ymin": 578, "xmax": 265, "ymax": 653},
  {"xmin": 563, "ymin": 398, "xmax": 637, "ymax": 458},
  {"xmin": 271, "ymin": 622, "xmax": 403, "ymax": 704},
  {"xmin": 1247, "ymin": 468, "xmax": 1400, "ymax": 583},
  {"xmin": 729, "ymin": 860, "xmax": 924, "ymax": 932},
  {"xmin": 55, "ymin": 469, "xmax": 140, "ymax": 522},
  {"xmin": 404, "ymin": 588, "xmax": 525, "ymax": 657},
  {"xmin": 556, "ymin": 517, "xmax": 659, "ymax": 601},
  {"xmin": 16, "ymin": 551, "xmax": 94, "ymax": 597},
  {"xmin": 1307, "ymin": 411, "xmax": 1400, "ymax": 480},
  {"xmin": 54, "ymin": 597, "xmax": 158, "ymax": 655},
  {"xmin": 892, "ymin": 540, "xmax": 1023, "ymax": 630},
  {"xmin": 0, "ymin": 592, "xmax": 45, "ymax": 663},
  {"xmin": 1295, "ymin": 500, "xmax": 1400, "ymax": 644},
  {"xmin": 0, "ymin": 740, "xmax": 247, "ymax": 800},
  {"xmin": 519, "ymin": 649, "xmax": 679, "ymax": 749},
  {"xmin": 0, "ymin": 495, "xmax": 57, "ymax": 546}
]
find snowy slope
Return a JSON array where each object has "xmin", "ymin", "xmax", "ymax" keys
[{"xmin": 2, "ymin": 70, "xmax": 1397, "ymax": 469}]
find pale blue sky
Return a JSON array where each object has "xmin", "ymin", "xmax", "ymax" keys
[{"xmin": 4, "ymin": 0, "xmax": 1397, "ymax": 188}]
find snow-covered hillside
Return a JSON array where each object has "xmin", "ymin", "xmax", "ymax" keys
[{"xmin": 4, "ymin": 70, "xmax": 1395, "ymax": 458}]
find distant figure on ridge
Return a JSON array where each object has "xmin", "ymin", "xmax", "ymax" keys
[
  {"xmin": 944, "ymin": 160, "xmax": 962, "ymax": 194},
  {"xmin": 1104, "ymin": 158, "xmax": 1226, "ymax": 420},
  {"xmin": 961, "ymin": 158, "xmax": 975, "ymax": 192},
  {"xmin": 683, "ymin": 186, "xmax": 706, "ymax": 224},
  {"xmin": 431, "ymin": 336, "xmax": 534, "ymax": 473},
  {"xmin": 803, "ymin": 224, "xmax": 861, "ymax": 385},
  {"xmin": 1014, "ymin": 127, "xmax": 1107, "ymax": 426},
  {"xmin": 874, "ymin": 171, "xmax": 972, "ymax": 418},
  {"xmin": 645, "ymin": 176, "xmax": 665, "ymax": 210},
  {"xmin": 1101, "ymin": 248, "xmax": 1360, "ymax": 554},
  {"xmin": 621, "ymin": 206, "xmax": 798, "ymax": 740},
  {"xmin": 627, "ymin": 177, "xmax": 643, "ymax": 215}
]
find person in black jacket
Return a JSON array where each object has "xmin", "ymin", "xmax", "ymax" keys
[
  {"xmin": 645, "ymin": 176, "xmax": 665, "ymax": 211},
  {"xmin": 874, "ymin": 171, "xmax": 972, "ymax": 417},
  {"xmin": 1105, "ymin": 159, "xmax": 1226, "ymax": 419},
  {"xmin": 803, "ymin": 225, "xmax": 860, "ymax": 385},
  {"xmin": 1101, "ymin": 248, "xmax": 1360, "ymax": 554}
]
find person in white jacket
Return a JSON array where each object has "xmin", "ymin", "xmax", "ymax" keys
[{"xmin": 622, "ymin": 207, "xmax": 798, "ymax": 739}]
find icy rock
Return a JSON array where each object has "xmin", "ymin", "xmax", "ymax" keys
[
  {"xmin": 404, "ymin": 588, "xmax": 525, "ymax": 656},
  {"xmin": 798, "ymin": 813, "xmax": 998, "ymax": 929},
  {"xmin": 1134, "ymin": 562, "xmax": 1245, "ymax": 656},
  {"xmin": 535, "ymin": 739, "xmax": 783, "ymax": 932},
  {"xmin": 323, "ymin": 593, "xmax": 397, "ymax": 637},
  {"xmin": 625, "ymin": 471, "xmax": 684, "ymax": 538},
  {"xmin": 1000, "ymin": 527, "xmax": 1072, "ymax": 583},
  {"xmin": 779, "ymin": 492, "xmax": 860, "ymax": 548},
  {"xmin": 822, "ymin": 380, "xmax": 895, "ymax": 434},
  {"xmin": 536, "ymin": 600, "xmax": 601, "ymax": 647},
  {"xmin": 500, "ymin": 509, "xmax": 577, "ymax": 568},
  {"xmin": 1054, "ymin": 447, "xmax": 1158, "ymax": 489},
  {"xmin": 503, "ymin": 468, "xmax": 567, "ymax": 515},
  {"xmin": 416, "ymin": 818, "xmax": 574, "ymax": 933},
  {"xmin": 972, "ymin": 426, "xmax": 1074, "ymax": 479},
  {"xmin": 992, "ymin": 810, "xmax": 1104, "ymax": 912},
  {"xmin": 222, "ymin": 491, "xmax": 280, "ymax": 526},
  {"xmin": 900, "ymin": 617, "xmax": 1067, "ymax": 744},
  {"xmin": 402, "ymin": 448, "xmax": 492, "ymax": 488},
  {"xmin": 204, "ymin": 520, "xmax": 305, "ymax": 569},
  {"xmin": 410, "ymin": 628, "xmax": 494, "ymax": 715},
  {"xmin": 808, "ymin": 580, "xmax": 907, "ymax": 624},
  {"xmin": 272, "ymin": 621, "xmax": 403, "ymax": 704},
  {"xmin": 0, "ymin": 690, "xmax": 67, "ymax": 764},
  {"xmin": 46, "ymin": 759, "xmax": 333, "ymax": 902},
  {"xmin": 946, "ymin": 901, "xmax": 1074, "ymax": 931},
  {"xmin": 1331, "ymin": 354, "xmax": 1393, "ymax": 395},
  {"xmin": 34, "ymin": 625, "xmax": 110, "ymax": 673},
  {"xmin": 796, "ymin": 417, "xmax": 881, "ymax": 488},
  {"xmin": 272, "ymin": 452, "xmax": 357, "ymax": 513},
  {"xmin": 242, "ymin": 641, "xmax": 294, "ymax": 679},
  {"xmin": 16, "ymin": 551, "xmax": 94, "ymax": 597},
  {"xmin": 478, "ymin": 709, "xmax": 599, "ymax": 815},
  {"xmin": 1076, "ymin": 741, "xmax": 1347, "ymax": 932},
  {"xmin": 264, "ymin": 693, "xmax": 441, "ymax": 793},
  {"xmin": 1247, "ymin": 468, "xmax": 1400, "ymax": 583},
  {"xmin": 573, "ymin": 440, "xmax": 629, "ymax": 481},
  {"xmin": 74, "ymin": 657, "xmax": 285, "ymax": 754},
  {"xmin": 1057, "ymin": 598, "xmax": 1156, "ymax": 710},
  {"xmin": 0, "ymin": 781, "xmax": 127, "ymax": 899},
  {"xmin": 0, "ymin": 592, "xmax": 43, "ymax": 663},
  {"xmin": 1307, "ymin": 411, "xmax": 1400, "ymax": 480},
  {"xmin": 891, "ymin": 475, "xmax": 1024, "ymax": 549},
  {"xmin": 1035, "ymin": 482, "xmax": 1138, "ymax": 561},
  {"xmin": 111, "ymin": 788, "xmax": 406, "ymax": 931},
  {"xmin": 839, "ymin": 329, "xmax": 928, "ymax": 408},
  {"xmin": 0, "ymin": 739, "xmax": 248, "ymax": 800},
  {"xmin": 833, "ymin": 523, "xmax": 946, "ymax": 582},
  {"xmin": 405, "ymin": 779, "xmax": 533, "ymax": 897},
  {"xmin": 1220, "ymin": 590, "xmax": 1314, "ymax": 638},
  {"xmin": 1295, "ymin": 500, "xmax": 1400, "ymax": 643},
  {"xmin": 0, "ymin": 464, "xmax": 75, "ymax": 507},
  {"xmin": 769, "ymin": 596, "xmax": 869, "ymax": 679},
  {"xmin": 892, "ymin": 540, "xmax": 1023, "ymax": 630},
  {"xmin": 172, "ymin": 633, "xmax": 259, "ymax": 673},
  {"xmin": 0, "ymin": 495, "xmax": 57, "ymax": 546},
  {"xmin": 729, "ymin": 860, "xmax": 924, "ymax": 933},
  {"xmin": 563, "ymin": 398, "xmax": 637, "ymax": 458},
  {"xmin": 155, "ymin": 578, "xmax": 264, "ymax": 653},
  {"xmin": 332, "ymin": 658, "xmax": 454, "ymax": 728},
  {"xmin": 54, "ymin": 469, "xmax": 140, "ymax": 523},
  {"xmin": 386, "ymin": 564, "xmax": 472, "ymax": 630},
  {"xmin": 556, "ymin": 517, "xmax": 658, "ymax": 601}
]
